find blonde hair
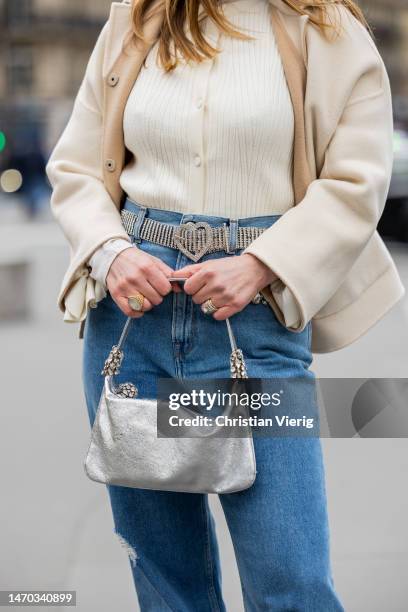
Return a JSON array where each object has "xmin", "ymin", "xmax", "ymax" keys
[{"xmin": 129, "ymin": 0, "xmax": 372, "ymax": 73}]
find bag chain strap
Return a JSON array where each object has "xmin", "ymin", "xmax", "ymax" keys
[{"xmin": 101, "ymin": 316, "xmax": 248, "ymax": 398}]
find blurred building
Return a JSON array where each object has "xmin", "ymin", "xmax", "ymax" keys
[
  {"xmin": 0, "ymin": 0, "xmax": 112, "ymax": 189},
  {"xmin": 0, "ymin": 0, "xmax": 407, "ymax": 135},
  {"xmin": 0, "ymin": 0, "xmax": 112, "ymax": 100},
  {"xmin": 361, "ymin": 0, "xmax": 408, "ymax": 122},
  {"xmin": 0, "ymin": 0, "xmax": 408, "ymax": 204},
  {"xmin": 0, "ymin": 0, "xmax": 407, "ymax": 143}
]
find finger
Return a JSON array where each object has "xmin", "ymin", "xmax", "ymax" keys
[
  {"xmin": 183, "ymin": 270, "xmax": 207, "ymax": 295},
  {"xmin": 116, "ymin": 295, "xmax": 148, "ymax": 318},
  {"xmin": 193, "ymin": 286, "xmax": 223, "ymax": 305},
  {"xmin": 113, "ymin": 280, "xmax": 154, "ymax": 312},
  {"xmin": 170, "ymin": 266, "xmax": 198, "ymax": 294},
  {"xmin": 127, "ymin": 276, "xmax": 165, "ymax": 306},
  {"xmin": 154, "ymin": 257, "xmax": 176, "ymax": 277},
  {"xmin": 212, "ymin": 305, "xmax": 239, "ymax": 321},
  {"xmin": 200, "ymin": 295, "xmax": 224, "ymax": 313},
  {"xmin": 141, "ymin": 258, "xmax": 175, "ymax": 296},
  {"xmin": 145, "ymin": 266, "xmax": 174, "ymax": 297},
  {"xmin": 127, "ymin": 295, "xmax": 153, "ymax": 312},
  {"xmin": 172, "ymin": 264, "xmax": 201, "ymax": 278}
]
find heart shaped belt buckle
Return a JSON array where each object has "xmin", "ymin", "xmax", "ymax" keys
[{"xmin": 174, "ymin": 221, "xmax": 213, "ymax": 262}]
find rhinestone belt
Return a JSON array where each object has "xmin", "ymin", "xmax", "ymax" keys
[{"xmin": 121, "ymin": 209, "xmax": 266, "ymax": 262}]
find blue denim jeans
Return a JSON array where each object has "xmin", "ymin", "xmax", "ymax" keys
[{"xmin": 82, "ymin": 198, "xmax": 345, "ymax": 611}]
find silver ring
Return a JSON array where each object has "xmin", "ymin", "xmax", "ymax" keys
[{"xmin": 202, "ymin": 298, "xmax": 219, "ymax": 315}]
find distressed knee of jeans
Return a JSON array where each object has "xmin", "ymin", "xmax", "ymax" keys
[{"xmin": 115, "ymin": 531, "xmax": 138, "ymax": 567}]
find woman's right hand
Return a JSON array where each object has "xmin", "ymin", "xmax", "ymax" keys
[{"xmin": 106, "ymin": 247, "xmax": 175, "ymax": 318}]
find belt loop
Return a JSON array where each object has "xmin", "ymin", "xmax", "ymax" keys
[
  {"xmin": 226, "ymin": 218, "xmax": 238, "ymax": 254},
  {"xmin": 132, "ymin": 206, "xmax": 147, "ymax": 244}
]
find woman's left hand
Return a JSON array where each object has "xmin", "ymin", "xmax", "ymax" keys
[{"xmin": 173, "ymin": 253, "xmax": 278, "ymax": 320}]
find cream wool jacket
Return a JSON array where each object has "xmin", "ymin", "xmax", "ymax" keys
[{"xmin": 45, "ymin": 0, "xmax": 405, "ymax": 353}]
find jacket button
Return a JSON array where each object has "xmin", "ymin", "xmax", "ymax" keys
[
  {"xmin": 105, "ymin": 158, "xmax": 116, "ymax": 172},
  {"xmin": 107, "ymin": 73, "xmax": 120, "ymax": 87}
]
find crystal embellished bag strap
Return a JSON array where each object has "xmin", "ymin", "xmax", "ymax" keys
[{"xmin": 101, "ymin": 312, "xmax": 248, "ymax": 398}]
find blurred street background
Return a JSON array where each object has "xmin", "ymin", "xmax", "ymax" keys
[{"xmin": 1, "ymin": 1, "xmax": 408, "ymax": 610}]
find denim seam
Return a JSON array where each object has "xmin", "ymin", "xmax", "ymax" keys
[
  {"xmin": 200, "ymin": 496, "xmax": 223, "ymax": 612},
  {"xmin": 134, "ymin": 561, "xmax": 175, "ymax": 612},
  {"xmin": 171, "ymin": 291, "xmax": 180, "ymax": 376},
  {"xmin": 241, "ymin": 586, "xmax": 252, "ymax": 612},
  {"xmin": 172, "ymin": 250, "xmax": 188, "ymax": 377}
]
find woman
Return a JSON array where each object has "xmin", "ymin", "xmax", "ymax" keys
[{"xmin": 46, "ymin": 0, "xmax": 404, "ymax": 609}]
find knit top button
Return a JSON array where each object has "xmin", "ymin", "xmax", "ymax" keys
[{"xmin": 193, "ymin": 155, "xmax": 201, "ymax": 167}]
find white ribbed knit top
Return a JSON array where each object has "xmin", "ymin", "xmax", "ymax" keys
[
  {"xmin": 89, "ymin": 0, "xmax": 301, "ymax": 329},
  {"xmin": 119, "ymin": 0, "xmax": 295, "ymax": 217}
]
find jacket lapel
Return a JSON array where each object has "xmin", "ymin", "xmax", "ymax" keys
[
  {"xmin": 269, "ymin": 6, "xmax": 312, "ymax": 203},
  {"xmin": 102, "ymin": 1, "xmax": 164, "ymax": 207}
]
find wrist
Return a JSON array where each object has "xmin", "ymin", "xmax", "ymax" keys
[
  {"xmin": 105, "ymin": 243, "xmax": 138, "ymax": 283},
  {"xmin": 89, "ymin": 239, "xmax": 135, "ymax": 287},
  {"xmin": 241, "ymin": 253, "xmax": 278, "ymax": 287}
]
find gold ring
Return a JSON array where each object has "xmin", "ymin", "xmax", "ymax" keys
[
  {"xmin": 202, "ymin": 298, "xmax": 219, "ymax": 315},
  {"xmin": 127, "ymin": 292, "xmax": 145, "ymax": 312}
]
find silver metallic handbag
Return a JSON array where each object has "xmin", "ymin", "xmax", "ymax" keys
[{"xmin": 84, "ymin": 309, "xmax": 256, "ymax": 494}]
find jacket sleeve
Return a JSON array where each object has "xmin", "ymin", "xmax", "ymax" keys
[
  {"xmin": 45, "ymin": 18, "xmax": 131, "ymax": 322},
  {"xmin": 270, "ymin": 283, "xmax": 301, "ymax": 329},
  {"xmin": 88, "ymin": 238, "xmax": 137, "ymax": 287},
  {"xmin": 243, "ymin": 10, "xmax": 394, "ymax": 332}
]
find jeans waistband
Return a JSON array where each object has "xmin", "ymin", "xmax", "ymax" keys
[{"xmin": 122, "ymin": 197, "xmax": 281, "ymax": 230}]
